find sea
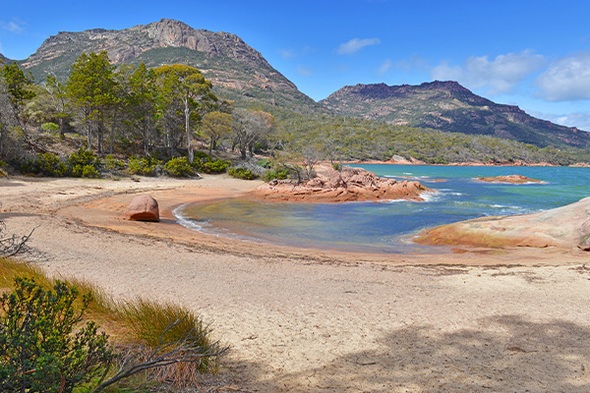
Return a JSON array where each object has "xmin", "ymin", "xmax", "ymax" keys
[{"xmin": 174, "ymin": 165, "xmax": 590, "ymax": 254}]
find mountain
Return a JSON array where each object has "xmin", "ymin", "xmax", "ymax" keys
[
  {"xmin": 17, "ymin": 18, "xmax": 318, "ymax": 113},
  {"xmin": 320, "ymin": 81, "xmax": 590, "ymax": 148}
]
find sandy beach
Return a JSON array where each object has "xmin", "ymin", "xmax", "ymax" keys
[{"xmin": 2, "ymin": 174, "xmax": 590, "ymax": 392}]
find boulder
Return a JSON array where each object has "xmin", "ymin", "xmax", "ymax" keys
[{"xmin": 124, "ymin": 195, "xmax": 160, "ymax": 222}]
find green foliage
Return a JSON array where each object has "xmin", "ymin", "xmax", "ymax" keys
[
  {"xmin": 68, "ymin": 147, "xmax": 97, "ymax": 168},
  {"xmin": 72, "ymin": 164, "xmax": 100, "ymax": 178},
  {"xmin": 0, "ymin": 277, "xmax": 113, "ymax": 393},
  {"xmin": 200, "ymin": 159, "xmax": 231, "ymax": 174},
  {"xmin": 163, "ymin": 156, "xmax": 195, "ymax": 177},
  {"xmin": 228, "ymin": 167, "xmax": 257, "ymax": 180},
  {"xmin": 41, "ymin": 122, "xmax": 60, "ymax": 132},
  {"xmin": 35, "ymin": 152, "xmax": 69, "ymax": 177},
  {"xmin": 127, "ymin": 156, "xmax": 161, "ymax": 176},
  {"xmin": 68, "ymin": 148, "xmax": 100, "ymax": 178},
  {"xmin": 262, "ymin": 169, "xmax": 289, "ymax": 182},
  {"xmin": 102, "ymin": 154, "xmax": 125, "ymax": 172}
]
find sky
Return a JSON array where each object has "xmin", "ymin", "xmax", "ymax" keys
[{"xmin": 1, "ymin": 0, "xmax": 590, "ymax": 130}]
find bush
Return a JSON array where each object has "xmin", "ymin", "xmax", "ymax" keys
[
  {"xmin": 41, "ymin": 122, "xmax": 60, "ymax": 132},
  {"xmin": 163, "ymin": 157, "xmax": 195, "ymax": 177},
  {"xmin": 127, "ymin": 156, "xmax": 161, "ymax": 176},
  {"xmin": 228, "ymin": 167, "xmax": 257, "ymax": 180},
  {"xmin": 72, "ymin": 164, "xmax": 100, "ymax": 178},
  {"xmin": 103, "ymin": 154, "xmax": 125, "ymax": 172},
  {"xmin": 68, "ymin": 147, "xmax": 97, "ymax": 169},
  {"xmin": 263, "ymin": 169, "xmax": 289, "ymax": 182},
  {"xmin": 201, "ymin": 159, "xmax": 231, "ymax": 174},
  {"xmin": 0, "ymin": 277, "xmax": 113, "ymax": 393},
  {"xmin": 35, "ymin": 152, "xmax": 69, "ymax": 177}
]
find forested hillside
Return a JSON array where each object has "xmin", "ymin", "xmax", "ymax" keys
[
  {"xmin": 1, "ymin": 19, "xmax": 590, "ymax": 179},
  {"xmin": 320, "ymin": 81, "xmax": 590, "ymax": 149}
]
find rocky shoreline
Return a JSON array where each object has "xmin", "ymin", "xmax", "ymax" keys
[{"xmin": 248, "ymin": 165, "xmax": 429, "ymax": 203}]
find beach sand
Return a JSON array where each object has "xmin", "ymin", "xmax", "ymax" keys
[{"xmin": 2, "ymin": 175, "xmax": 590, "ymax": 392}]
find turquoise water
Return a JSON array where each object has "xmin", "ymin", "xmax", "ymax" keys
[{"xmin": 176, "ymin": 165, "xmax": 590, "ymax": 254}]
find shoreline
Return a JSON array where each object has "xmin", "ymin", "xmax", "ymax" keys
[{"xmin": 3, "ymin": 175, "xmax": 590, "ymax": 391}]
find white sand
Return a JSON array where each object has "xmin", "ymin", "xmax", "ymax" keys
[{"xmin": 2, "ymin": 175, "xmax": 590, "ymax": 392}]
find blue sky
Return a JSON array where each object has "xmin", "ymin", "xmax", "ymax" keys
[{"xmin": 1, "ymin": 0, "xmax": 590, "ymax": 130}]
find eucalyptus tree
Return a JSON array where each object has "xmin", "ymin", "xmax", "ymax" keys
[
  {"xmin": 154, "ymin": 64, "xmax": 216, "ymax": 162},
  {"xmin": 66, "ymin": 51, "xmax": 117, "ymax": 153},
  {"xmin": 201, "ymin": 111, "xmax": 232, "ymax": 154},
  {"xmin": 231, "ymin": 108, "xmax": 275, "ymax": 160}
]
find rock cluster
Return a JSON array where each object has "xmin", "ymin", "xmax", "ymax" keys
[
  {"xmin": 124, "ymin": 195, "xmax": 160, "ymax": 222},
  {"xmin": 250, "ymin": 165, "xmax": 428, "ymax": 203},
  {"xmin": 475, "ymin": 174, "xmax": 543, "ymax": 184}
]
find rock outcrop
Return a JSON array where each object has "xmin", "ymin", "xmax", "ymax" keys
[
  {"xmin": 124, "ymin": 195, "xmax": 160, "ymax": 222},
  {"xmin": 250, "ymin": 165, "xmax": 429, "ymax": 203},
  {"xmin": 474, "ymin": 174, "xmax": 544, "ymax": 184},
  {"xmin": 416, "ymin": 196, "xmax": 590, "ymax": 251}
]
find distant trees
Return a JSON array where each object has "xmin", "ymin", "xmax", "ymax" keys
[{"xmin": 1, "ymin": 52, "xmax": 590, "ymax": 169}]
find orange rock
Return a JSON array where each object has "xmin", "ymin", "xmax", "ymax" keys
[
  {"xmin": 124, "ymin": 194, "xmax": 160, "ymax": 222},
  {"xmin": 250, "ymin": 165, "xmax": 429, "ymax": 203}
]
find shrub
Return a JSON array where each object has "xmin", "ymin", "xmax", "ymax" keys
[
  {"xmin": 68, "ymin": 147, "xmax": 97, "ymax": 169},
  {"xmin": 0, "ymin": 277, "xmax": 113, "ymax": 393},
  {"xmin": 103, "ymin": 154, "xmax": 125, "ymax": 172},
  {"xmin": 41, "ymin": 122, "xmax": 60, "ymax": 132},
  {"xmin": 163, "ymin": 157, "xmax": 195, "ymax": 177},
  {"xmin": 228, "ymin": 167, "xmax": 257, "ymax": 180},
  {"xmin": 72, "ymin": 164, "xmax": 100, "ymax": 178},
  {"xmin": 263, "ymin": 169, "xmax": 289, "ymax": 182},
  {"xmin": 127, "ymin": 156, "xmax": 161, "ymax": 176},
  {"xmin": 201, "ymin": 159, "xmax": 231, "ymax": 174},
  {"xmin": 35, "ymin": 152, "xmax": 69, "ymax": 177}
]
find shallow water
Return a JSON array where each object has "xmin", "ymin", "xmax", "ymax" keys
[{"xmin": 176, "ymin": 165, "xmax": 590, "ymax": 254}]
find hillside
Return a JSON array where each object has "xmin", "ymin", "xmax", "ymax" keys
[
  {"xmin": 13, "ymin": 18, "xmax": 319, "ymax": 113},
  {"xmin": 320, "ymin": 81, "xmax": 590, "ymax": 148}
]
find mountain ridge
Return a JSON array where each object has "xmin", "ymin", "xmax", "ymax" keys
[
  {"xmin": 2, "ymin": 19, "xmax": 588, "ymax": 150},
  {"xmin": 320, "ymin": 81, "xmax": 590, "ymax": 148},
  {"xmin": 13, "ymin": 18, "xmax": 318, "ymax": 112}
]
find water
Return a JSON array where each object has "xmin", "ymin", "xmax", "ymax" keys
[{"xmin": 175, "ymin": 165, "xmax": 590, "ymax": 254}]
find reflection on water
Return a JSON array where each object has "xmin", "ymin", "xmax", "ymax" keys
[{"xmin": 174, "ymin": 165, "xmax": 590, "ymax": 254}]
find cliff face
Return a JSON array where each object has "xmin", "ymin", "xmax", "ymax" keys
[
  {"xmin": 18, "ymin": 19, "xmax": 317, "ymax": 112},
  {"xmin": 320, "ymin": 81, "xmax": 590, "ymax": 148}
]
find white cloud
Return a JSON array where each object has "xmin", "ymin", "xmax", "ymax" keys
[
  {"xmin": 551, "ymin": 113, "xmax": 590, "ymax": 131},
  {"xmin": 280, "ymin": 49, "xmax": 295, "ymax": 59},
  {"xmin": 432, "ymin": 50, "xmax": 545, "ymax": 94},
  {"xmin": 0, "ymin": 19, "xmax": 26, "ymax": 33},
  {"xmin": 297, "ymin": 66, "xmax": 313, "ymax": 77},
  {"xmin": 337, "ymin": 38, "xmax": 380, "ymax": 55},
  {"xmin": 536, "ymin": 52, "xmax": 590, "ymax": 101},
  {"xmin": 378, "ymin": 59, "xmax": 392, "ymax": 75}
]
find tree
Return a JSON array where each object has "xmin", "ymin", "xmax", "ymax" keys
[
  {"xmin": 231, "ymin": 108, "xmax": 275, "ymax": 160},
  {"xmin": 120, "ymin": 63, "xmax": 158, "ymax": 154},
  {"xmin": 201, "ymin": 111, "xmax": 232, "ymax": 154},
  {"xmin": 42, "ymin": 75, "xmax": 70, "ymax": 137},
  {"xmin": 154, "ymin": 64, "xmax": 216, "ymax": 162},
  {"xmin": 66, "ymin": 52, "xmax": 117, "ymax": 153},
  {"xmin": 0, "ymin": 62, "xmax": 36, "ymax": 125}
]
